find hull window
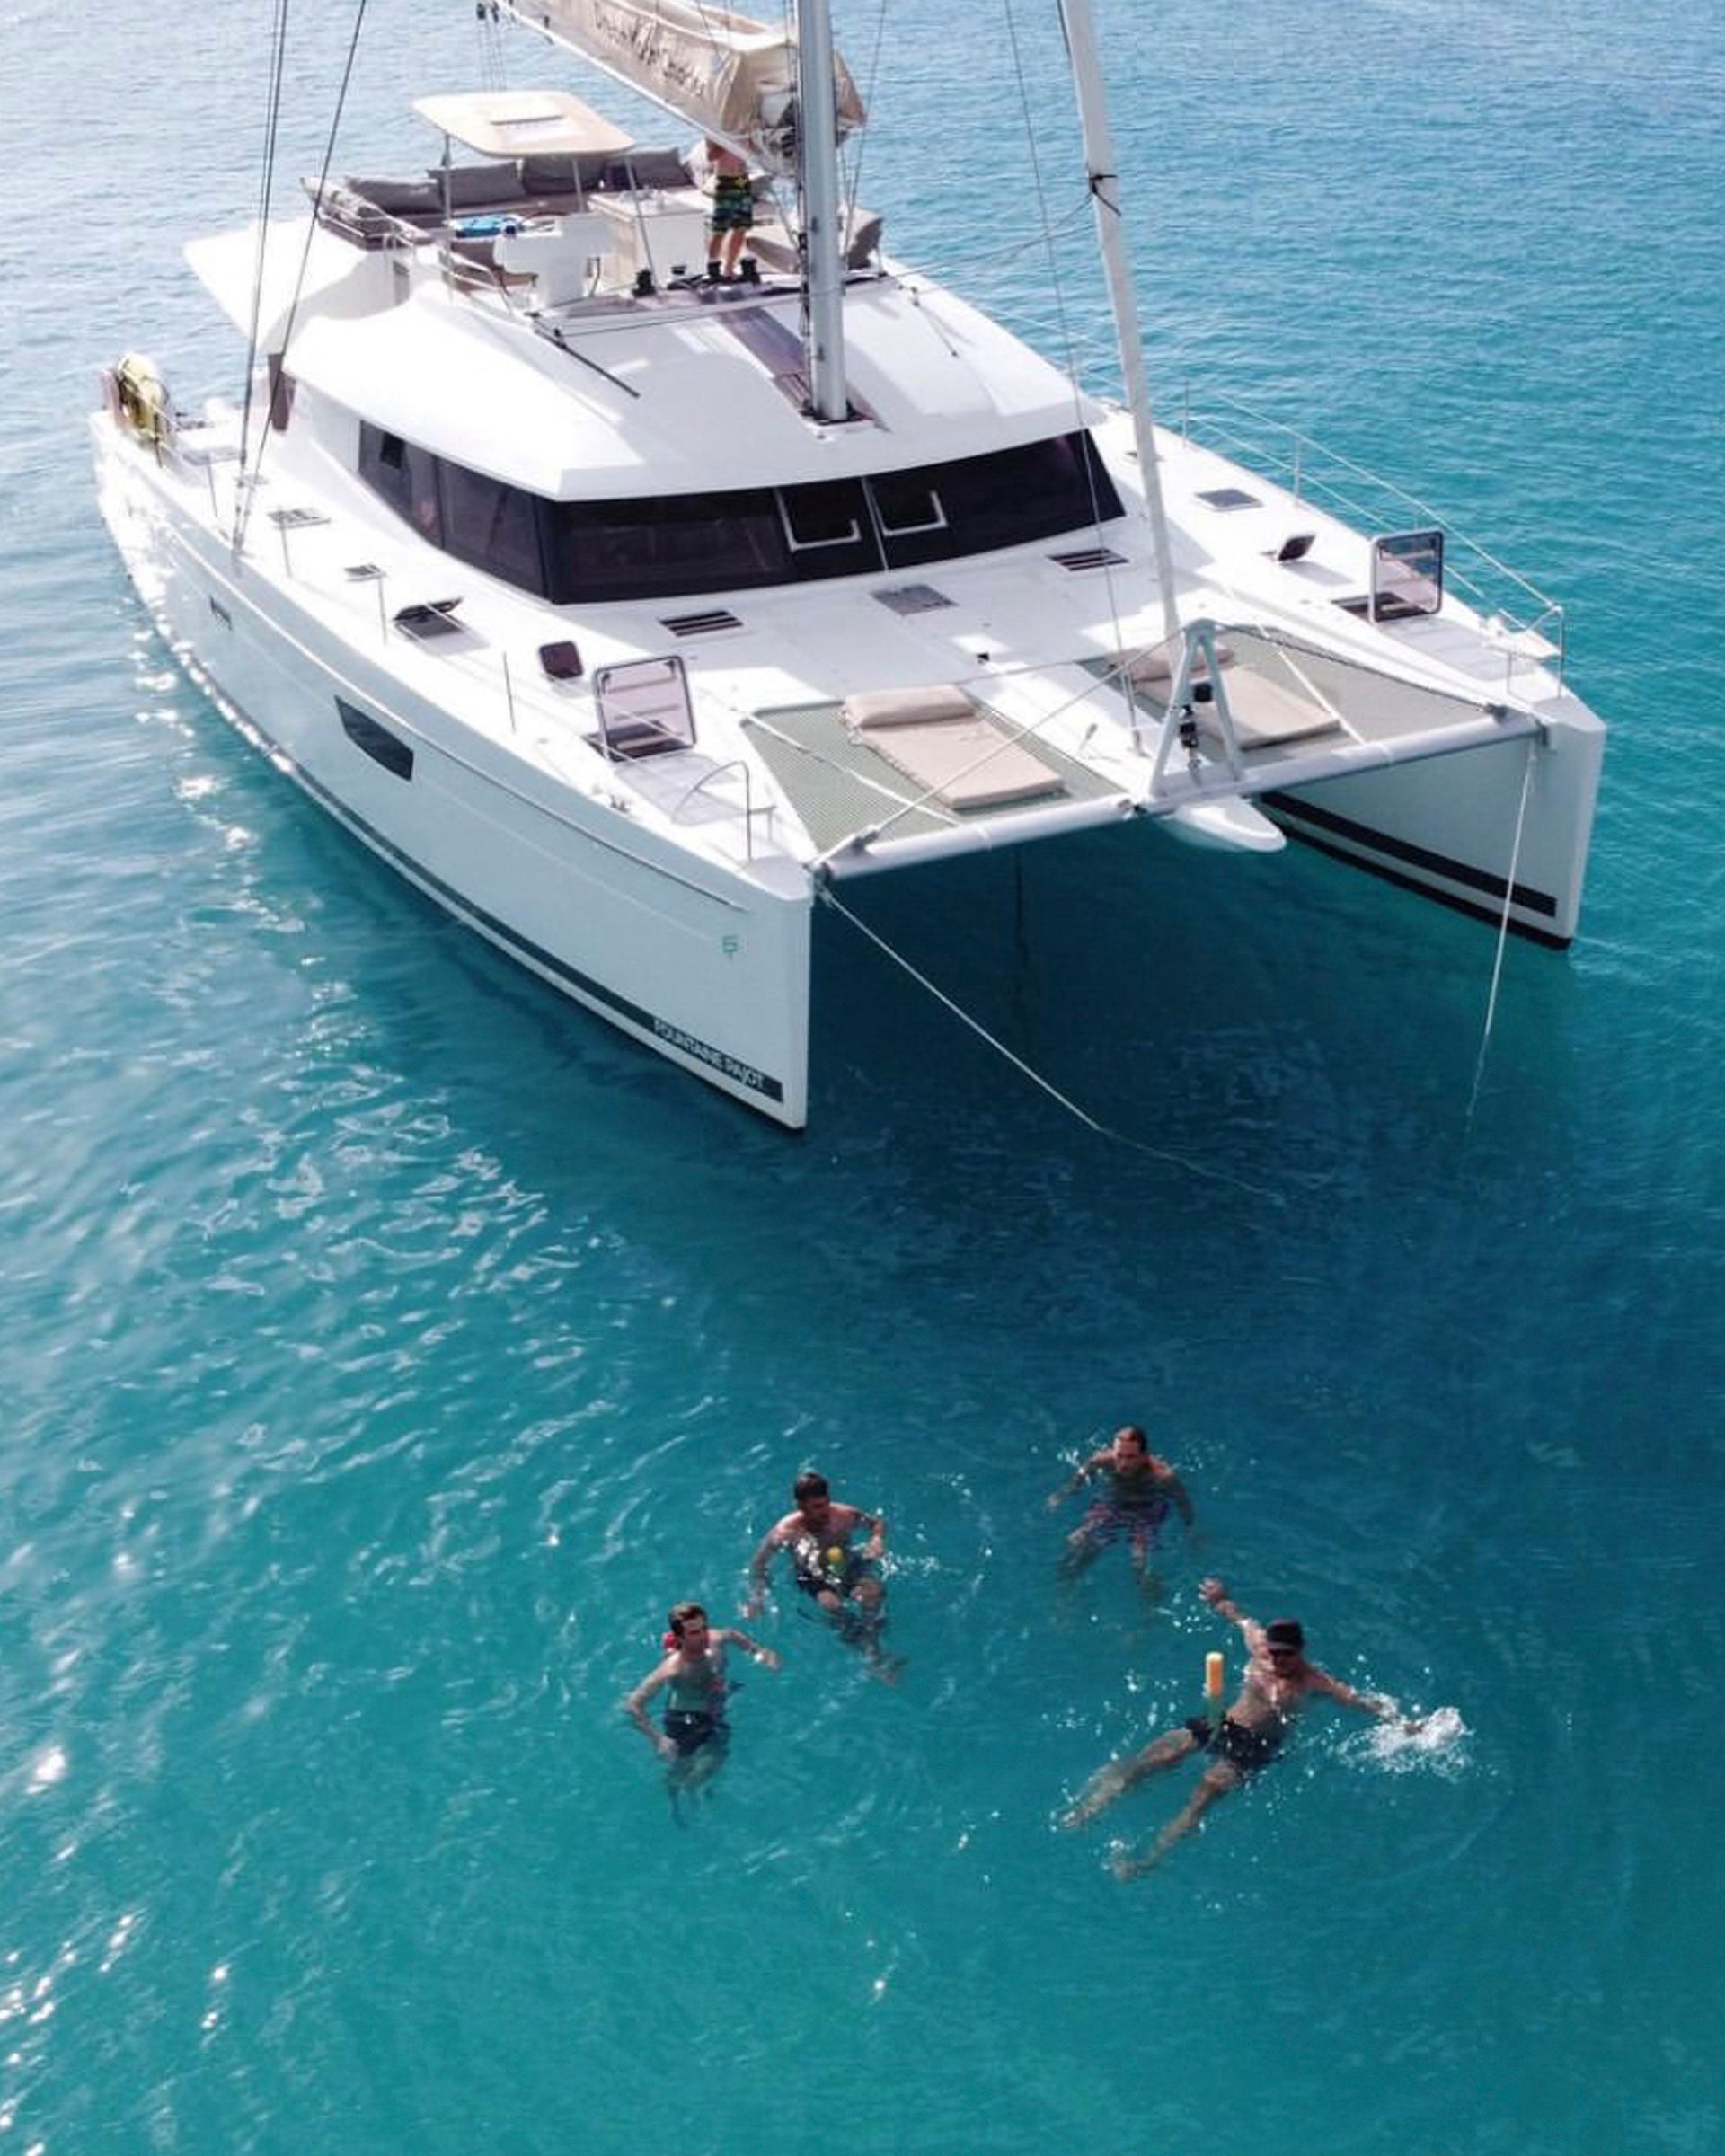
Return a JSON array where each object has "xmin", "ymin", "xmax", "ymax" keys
[{"xmin": 337, "ymin": 698, "xmax": 415, "ymax": 780}]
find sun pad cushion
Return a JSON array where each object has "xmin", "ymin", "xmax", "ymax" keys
[
  {"xmin": 845, "ymin": 685, "xmax": 977, "ymax": 729},
  {"xmin": 860, "ymin": 714, "xmax": 1066, "ymax": 811}
]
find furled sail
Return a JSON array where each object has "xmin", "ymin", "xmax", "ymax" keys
[{"xmin": 500, "ymin": 0, "xmax": 864, "ymax": 173}]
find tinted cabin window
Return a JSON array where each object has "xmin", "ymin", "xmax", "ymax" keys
[
  {"xmin": 354, "ymin": 426, "xmax": 1123, "ymax": 600},
  {"xmin": 440, "ymin": 463, "xmax": 547, "ymax": 596},
  {"xmin": 874, "ymin": 432, "xmax": 1121, "ymax": 569},
  {"xmin": 779, "ymin": 479, "xmax": 882, "ymax": 579},
  {"xmin": 543, "ymin": 490, "xmax": 788, "ymax": 603},
  {"xmin": 358, "ymin": 423, "xmax": 443, "ymax": 545},
  {"xmin": 871, "ymin": 471, "xmax": 946, "ymax": 539}
]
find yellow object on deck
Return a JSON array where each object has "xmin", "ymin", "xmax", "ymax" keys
[{"xmin": 111, "ymin": 353, "xmax": 172, "ymax": 449}]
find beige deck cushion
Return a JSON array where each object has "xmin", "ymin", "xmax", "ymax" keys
[
  {"xmin": 1199, "ymin": 671, "xmax": 1342, "ymax": 751},
  {"xmin": 1124, "ymin": 639, "xmax": 1234, "ymax": 688},
  {"xmin": 859, "ymin": 713, "xmax": 1066, "ymax": 812},
  {"xmin": 844, "ymin": 685, "xmax": 977, "ymax": 729}
]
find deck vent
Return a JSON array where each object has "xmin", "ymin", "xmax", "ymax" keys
[
  {"xmin": 1197, "ymin": 486, "xmax": 1261, "ymax": 510},
  {"xmin": 1049, "ymin": 545, "xmax": 1128, "ymax": 571},
  {"xmin": 659, "ymin": 608, "xmax": 743, "ymax": 637},
  {"xmin": 268, "ymin": 507, "xmax": 330, "ymax": 529},
  {"xmin": 873, "ymin": 583, "xmax": 954, "ymax": 616}
]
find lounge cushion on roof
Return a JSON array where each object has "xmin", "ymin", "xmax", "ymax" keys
[
  {"xmin": 345, "ymin": 175, "xmax": 445, "ymax": 215},
  {"xmin": 600, "ymin": 146, "xmax": 691, "ymax": 190},
  {"xmin": 845, "ymin": 685, "xmax": 975, "ymax": 730},
  {"xmin": 429, "ymin": 162, "xmax": 528, "ymax": 207},
  {"xmin": 519, "ymin": 149, "xmax": 613, "ymax": 195}
]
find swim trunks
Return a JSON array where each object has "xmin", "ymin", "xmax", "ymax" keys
[
  {"xmin": 792, "ymin": 1529, "xmax": 871, "ymax": 1602},
  {"xmin": 795, "ymin": 1554, "xmax": 867, "ymax": 1601},
  {"xmin": 710, "ymin": 174, "xmax": 754, "ymax": 233},
  {"xmin": 1081, "ymin": 1494, "xmax": 1170, "ymax": 1550},
  {"xmin": 664, "ymin": 1708, "xmax": 729, "ymax": 1756},
  {"xmin": 1184, "ymin": 1715, "xmax": 1283, "ymax": 1772}
]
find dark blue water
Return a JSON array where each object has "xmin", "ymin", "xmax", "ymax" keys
[{"xmin": 4, "ymin": 1, "xmax": 1722, "ymax": 2151}]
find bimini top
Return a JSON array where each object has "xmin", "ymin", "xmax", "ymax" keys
[{"xmin": 410, "ymin": 90, "xmax": 634, "ymax": 160}]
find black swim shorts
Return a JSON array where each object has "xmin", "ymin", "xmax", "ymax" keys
[{"xmin": 1185, "ymin": 1715, "xmax": 1282, "ymax": 1772}]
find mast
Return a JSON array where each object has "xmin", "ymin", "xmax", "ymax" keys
[
  {"xmin": 1057, "ymin": 0, "xmax": 1180, "ymax": 644},
  {"xmin": 794, "ymin": 0, "xmax": 849, "ymax": 422}
]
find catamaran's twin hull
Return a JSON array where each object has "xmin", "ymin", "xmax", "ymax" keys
[
  {"xmin": 1265, "ymin": 731, "xmax": 1601, "ymax": 953},
  {"xmin": 95, "ymin": 427, "xmax": 813, "ymax": 1125},
  {"xmin": 95, "ymin": 416, "xmax": 1601, "ymax": 1128}
]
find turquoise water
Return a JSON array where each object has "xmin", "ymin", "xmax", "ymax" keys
[{"xmin": 4, "ymin": 1, "xmax": 1723, "ymax": 2151}]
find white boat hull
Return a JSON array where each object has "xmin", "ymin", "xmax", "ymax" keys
[
  {"xmin": 94, "ymin": 429, "xmax": 813, "ymax": 1126},
  {"xmin": 1264, "ymin": 716, "xmax": 1602, "ymax": 948}
]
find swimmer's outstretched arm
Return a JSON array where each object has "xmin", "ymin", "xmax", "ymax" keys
[
  {"xmin": 1310, "ymin": 1667, "xmax": 1422, "ymax": 1730},
  {"xmin": 1047, "ymin": 1451, "xmax": 1105, "ymax": 1507},
  {"xmin": 1199, "ymin": 1577, "xmax": 1256, "ymax": 1635},
  {"xmin": 719, "ymin": 1626, "xmax": 781, "ymax": 1671}
]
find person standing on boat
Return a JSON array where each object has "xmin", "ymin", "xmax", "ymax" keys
[
  {"xmin": 744, "ymin": 1471, "xmax": 898, "ymax": 1675},
  {"xmin": 625, "ymin": 1602, "xmax": 780, "ymax": 1802},
  {"xmin": 1062, "ymin": 1577, "xmax": 1420, "ymax": 1878},
  {"xmin": 1047, "ymin": 1424, "xmax": 1195, "ymax": 1588},
  {"xmin": 703, "ymin": 138, "xmax": 755, "ymax": 281}
]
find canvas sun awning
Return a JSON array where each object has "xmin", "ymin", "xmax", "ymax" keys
[
  {"xmin": 505, "ymin": 0, "xmax": 863, "ymax": 174},
  {"xmin": 411, "ymin": 90, "xmax": 635, "ymax": 160}
]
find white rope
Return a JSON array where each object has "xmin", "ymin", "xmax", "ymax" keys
[
  {"xmin": 819, "ymin": 885, "xmax": 1278, "ymax": 1197},
  {"xmin": 1464, "ymin": 733, "xmax": 1538, "ymax": 1132}
]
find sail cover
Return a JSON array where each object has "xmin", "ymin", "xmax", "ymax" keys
[{"xmin": 501, "ymin": 0, "xmax": 864, "ymax": 172}]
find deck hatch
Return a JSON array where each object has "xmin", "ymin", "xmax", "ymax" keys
[{"xmin": 872, "ymin": 583, "xmax": 954, "ymax": 615}]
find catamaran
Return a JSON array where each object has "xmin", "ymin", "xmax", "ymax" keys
[{"xmin": 93, "ymin": 0, "xmax": 1605, "ymax": 1127}]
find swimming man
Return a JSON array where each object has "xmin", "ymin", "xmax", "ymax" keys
[
  {"xmin": 1063, "ymin": 1576, "xmax": 1420, "ymax": 1878},
  {"xmin": 625, "ymin": 1602, "xmax": 779, "ymax": 1799},
  {"xmin": 744, "ymin": 1471, "xmax": 898, "ymax": 1674},
  {"xmin": 1048, "ymin": 1424, "xmax": 1195, "ymax": 1587}
]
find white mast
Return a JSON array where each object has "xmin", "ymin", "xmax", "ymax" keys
[
  {"xmin": 794, "ymin": 0, "xmax": 850, "ymax": 421},
  {"xmin": 1057, "ymin": 0, "xmax": 1180, "ymax": 644}
]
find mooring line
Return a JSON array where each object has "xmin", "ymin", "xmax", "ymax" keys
[
  {"xmin": 818, "ymin": 886, "xmax": 1278, "ymax": 1198},
  {"xmin": 1464, "ymin": 732, "xmax": 1538, "ymax": 1135}
]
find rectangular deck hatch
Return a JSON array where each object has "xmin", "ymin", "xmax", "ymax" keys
[{"xmin": 872, "ymin": 583, "xmax": 954, "ymax": 616}]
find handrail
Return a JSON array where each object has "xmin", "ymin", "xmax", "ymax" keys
[
  {"xmin": 1176, "ymin": 386, "xmax": 1567, "ymax": 686},
  {"xmin": 669, "ymin": 758, "xmax": 771, "ymax": 862}
]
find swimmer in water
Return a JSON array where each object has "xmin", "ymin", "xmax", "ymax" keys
[
  {"xmin": 1048, "ymin": 1424, "xmax": 1195, "ymax": 1591},
  {"xmin": 624, "ymin": 1602, "xmax": 780, "ymax": 1805},
  {"xmin": 743, "ymin": 1471, "xmax": 899, "ymax": 1677},
  {"xmin": 1062, "ymin": 1577, "xmax": 1423, "ymax": 1878}
]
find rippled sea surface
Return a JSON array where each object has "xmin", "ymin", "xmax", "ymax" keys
[{"xmin": 3, "ymin": 1, "xmax": 1722, "ymax": 2150}]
